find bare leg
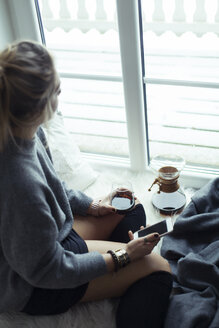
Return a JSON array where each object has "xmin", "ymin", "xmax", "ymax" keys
[
  {"xmin": 73, "ymin": 203, "xmax": 144, "ymax": 241},
  {"xmin": 73, "ymin": 213, "xmax": 125, "ymax": 240},
  {"xmin": 80, "ymin": 240, "xmax": 171, "ymax": 303},
  {"xmin": 74, "ymin": 206, "xmax": 171, "ymax": 304},
  {"xmin": 73, "ymin": 199, "xmax": 142, "ymax": 241}
]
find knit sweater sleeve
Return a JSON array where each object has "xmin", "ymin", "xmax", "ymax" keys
[
  {"xmin": 1, "ymin": 197, "xmax": 106, "ymax": 289},
  {"xmin": 62, "ymin": 182, "xmax": 93, "ymax": 216}
]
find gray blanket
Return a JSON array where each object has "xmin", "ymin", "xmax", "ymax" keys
[{"xmin": 161, "ymin": 177, "xmax": 219, "ymax": 328}]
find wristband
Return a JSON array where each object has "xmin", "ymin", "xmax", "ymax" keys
[
  {"xmin": 88, "ymin": 200, "xmax": 101, "ymax": 216},
  {"xmin": 107, "ymin": 250, "xmax": 119, "ymax": 271},
  {"xmin": 107, "ymin": 249, "xmax": 130, "ymax": 272}
]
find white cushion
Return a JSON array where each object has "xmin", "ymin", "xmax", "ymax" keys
[{"xmin": 43, "ymin": 112, "xmax": 98, "ymax": 191}]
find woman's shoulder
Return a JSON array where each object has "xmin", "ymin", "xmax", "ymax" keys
[{"xmin": 1, "ymin": 146, "xmax": 50, "ymax": 204}]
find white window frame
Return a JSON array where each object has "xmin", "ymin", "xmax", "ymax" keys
[
  {"xmin": 116, "ymin": 0, "xmax": 218, "ymax": 186},
  {"xmin": 6, "ymin": 0, "xmax": 218, "ymax": 188},
  {"xmin": 116, "ymin": 0, "xmax": 148, "ymax": 171}
]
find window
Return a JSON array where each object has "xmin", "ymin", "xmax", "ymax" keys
[
  {"xmin": 140, "ymin": 0, "xmax": 219, "ymax": 174},
  {"xmin": 37, "ymin": 0, "xmax": 219, "ymax": 174},
  {"xmin": 38, "ymin": 0, "xmax": 131, "ymax": 164}
]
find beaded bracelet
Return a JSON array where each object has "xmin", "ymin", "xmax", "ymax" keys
[
  {"xmin": 107, "ymin": 250, "xmax": 119, "ymax": 271},
  {"xmin": 107, "ymin": 249, "xmax": 130, "ymax": 272}
]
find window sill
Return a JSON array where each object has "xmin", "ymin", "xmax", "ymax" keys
[{"xmin": 83, "ymin": 152, "xmax": 217, "ymax": 190}]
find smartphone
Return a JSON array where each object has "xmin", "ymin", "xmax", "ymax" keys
[
  {"xmin": 111, "ymin": 191, "xmax": 135, "ymax": 214},
  {"xmin": 133, "ymin": 218, "xmax": 174, "ymax": 239}
]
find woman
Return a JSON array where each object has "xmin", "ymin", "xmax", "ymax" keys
[{"xmin": 0, "ymin": 40, "xmax": 172, "ymax": 327}]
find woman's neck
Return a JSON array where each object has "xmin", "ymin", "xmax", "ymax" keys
[{"xmin": 12, "ymin": 126, "xmax": 38, "ymax": 140}]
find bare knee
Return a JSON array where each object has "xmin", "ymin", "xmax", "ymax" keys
[
  {"xmin": 156, "ymin": 256, "xmax": 171, "ymax": 273},
  {"xmin": 142, "ymin": 253, "xmax": 172, "ymax": 276}
]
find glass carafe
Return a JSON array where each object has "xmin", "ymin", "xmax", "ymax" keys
[{"xmin": 148, "ymin": 154, "xmax": 186, "ymax": 215}]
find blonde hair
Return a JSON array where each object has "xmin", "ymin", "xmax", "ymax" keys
[{"xmin": 0, "ymin": 40, "xmax": 56, "ymax": 151}]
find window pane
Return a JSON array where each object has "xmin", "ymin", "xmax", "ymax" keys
[
  {"xmin": 59, "ymin": 77, "xmax": 128, "ymax": 156},
  {"xmin": 141, "ymin": 0, "xmax": 219, "ymax": 170},
  {"xmin": 147, "ymin": 84, "xmax": 219, "ymax": 169},
  {"xmin": 38, "ymin": 0, "xmax": 129, "ymax": 159}
]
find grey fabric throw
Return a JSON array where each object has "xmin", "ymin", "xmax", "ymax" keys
[{"xmin": 161, "ymin": 177, "xmax": 219, "ymax": 328}]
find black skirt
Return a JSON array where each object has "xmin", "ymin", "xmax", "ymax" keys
[{"xmin": 22, "ymin": 229, "xmax": 89, "ymax": 316}]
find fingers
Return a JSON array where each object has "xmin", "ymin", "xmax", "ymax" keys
[
  {"xmin": 126, "ymin": 232, "xmax": 160, "ymax": 261},
  {"xmin": 143, "ymin": 233, "xmax": 160, "ymax": 244},
  {"xmin": 134, "ymin": 198, "xmax": 140, "ymax": 206},
  {"xmin": 128, "ymin": 230, "xmax": 134, "ymax": 240},
  {"xmin": 98, "ymin": 205, "xmax": 116, "ymax": 216},
  {"xmin": 106, "ymin": 205, "xmax": 116, "ymax": 212}
]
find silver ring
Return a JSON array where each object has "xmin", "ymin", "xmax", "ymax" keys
[{"xmin": 144, "ymin": 237, "xmax": 148, "ymax": 244}]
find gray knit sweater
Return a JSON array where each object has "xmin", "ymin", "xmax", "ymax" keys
[{"xmin": 0, "ymin": 128, "xmax": 106, "ymax": 313}]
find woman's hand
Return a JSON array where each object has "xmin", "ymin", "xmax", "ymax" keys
[
  {"xmin": 87, "ymin": 189, "xmax": 141, "ymax": 217},
  {"xmin": 87, "ymin": 196, "xmax": 116, "ymax": 217},
  {"xmin": 98, "ymin": 199, "xmax": 116, "ymax": 216},
  {"xmin": 125, "ymin": 232, "xmax": 160, "ymax": 262}
]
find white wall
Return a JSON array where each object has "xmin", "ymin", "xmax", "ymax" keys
[
  {"xmin": 0, "ymin": 0, "xmax": 15, "ymax": 49},
  {"xmin": 0, "ymin": 0, "xmax": 41, "ymax": 50}
]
